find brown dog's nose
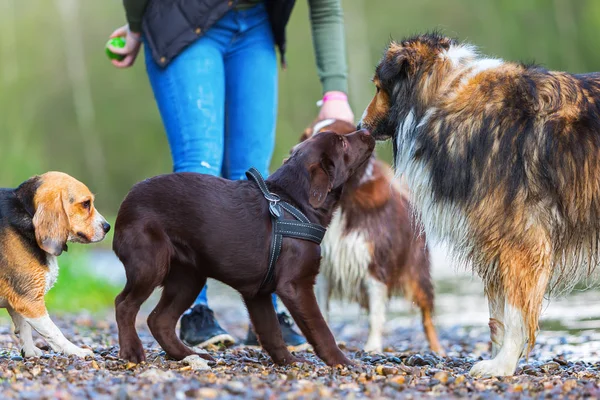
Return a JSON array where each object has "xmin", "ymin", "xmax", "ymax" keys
[{"xmin": 358, "ymin": 129, "xmax": 371, "ymax": 141}]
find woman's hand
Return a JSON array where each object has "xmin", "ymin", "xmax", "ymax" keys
[
  {"xmin": 317, "ymin": 91, "xmax": 354, "ymax": 124},
  {"xmin": 108, "ymin": 25, "xmax": 142, "ymax": 68}
]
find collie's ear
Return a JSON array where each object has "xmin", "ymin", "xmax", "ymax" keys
[
  {"xmin": 309, "ymin": 162, "xmax": 332, "ymax": 208},
  {"xmin": 33, "ymin": 193, "xmax": 69, "ymax": 256},
  {"xmin": 380, "ymin": 43, "xmax": 413, "ymax": 81}
]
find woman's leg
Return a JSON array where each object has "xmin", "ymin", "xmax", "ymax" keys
[
  {"xmin": 221, "ymin": 7, "xmax": 277, "ymax": 182},
  {"xmin": 144, "ymin": 38, "xmax": 225, "ymax": 176},
  {"xmin": 222, "ymin": 5, "xmax": 279, "ymax": 311},
  {"xmin": 144, "ymin": 26, "xmax": 235, "ymax": 347},
  {"xmin": 222, "ymin": 5, "xmax": 306, "ymax": 348}
]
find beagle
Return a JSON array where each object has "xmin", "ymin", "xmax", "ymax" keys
[{"xmin": 0, "ymin": 171, "xmax": 110, "ymax": 357}]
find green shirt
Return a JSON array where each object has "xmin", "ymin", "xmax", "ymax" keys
[{"xmin": 123, "ymin": 0, "xmax": 348, "ymax": 93}]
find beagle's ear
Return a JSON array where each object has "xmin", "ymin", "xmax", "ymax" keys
[
  {"xmin": 308, "ymin": 162, "xmax": 332, "ymax": 209},
  {"xmin": 33, "ymin": 193, "xmax": 69, "ymax": 256}
]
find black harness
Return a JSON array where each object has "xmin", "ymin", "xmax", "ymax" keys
[{"xmin": 245, "ymin": 168, "xmax": 326, "ymax": 291}]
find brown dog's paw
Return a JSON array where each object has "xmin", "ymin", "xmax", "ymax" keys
[
  {"xmin": 327, "ymin": 355, "xmax": 354, "ymax": 367},
  {"xmin": 119, "ymin": 346, "xmax": 146, "ymax": 364}
]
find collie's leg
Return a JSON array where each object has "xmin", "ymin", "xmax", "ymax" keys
[
  {"xmin": 364, "ymin": 276, "xmax": 387, "ymax": 353},
  {"xmin": 485, "ymin": 282, "xmax": 505, "ymax": 358},
  {"xmin": 470, "ymin": 302, "xmax": 527, "ymax": 377},
  {"xmin": 470, "ymin": 240, "xmax": 550, "ymax": 377}
]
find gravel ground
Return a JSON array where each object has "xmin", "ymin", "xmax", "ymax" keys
[
  {"xmin": 1, "ymin": 244, "xmax": 599, "ymax": 399},
  {"xmin": 0, "ymin": 303, "xmax": 599, "ymax": 399}
]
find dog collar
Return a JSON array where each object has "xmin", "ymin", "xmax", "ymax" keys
[{"xmin": 246, "ymin": 167, "xmax": 326, "ymax": 292}]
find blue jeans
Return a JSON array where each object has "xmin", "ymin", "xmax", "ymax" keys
[{"xmin": 145, "ymin": 4, "xmax": 279, "ymax": 312}]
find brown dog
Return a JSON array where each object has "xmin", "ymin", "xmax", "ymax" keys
[
  {"xmin": 299, "ymin": 120, "xmax": 443, "ymax": 354},
  {"xmin": 0, "ymin": 172, "xmax": 110, "ymax": 358},
  {"xmin": 113, "ymin": 129, "xmax": 375, "ymax": 366}
]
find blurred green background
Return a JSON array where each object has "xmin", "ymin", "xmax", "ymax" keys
[
  {"xmin": 1, "ymin": 0, "xmax": 600, "ymax": 310},
  {"xmin": 3, "ymin": 0, "xmax": 600, "ymax": 214}
]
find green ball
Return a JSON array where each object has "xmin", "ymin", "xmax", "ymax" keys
[{"xmin": 106, "ymin": 37, "xmax": 126, "ymax": 61}]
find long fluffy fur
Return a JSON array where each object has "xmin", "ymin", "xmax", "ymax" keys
[{"xmin": 359, "ymin": 32, "xmax": 600, "ymax": 355}]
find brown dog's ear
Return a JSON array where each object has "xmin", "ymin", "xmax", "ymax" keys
[
  {"xmin": 33, "ymin": 193, "xmax": 69, "ymax": 256},
  {"xmin": 309, "ymin": 162, "xmax": 332, "ymax": 208}
]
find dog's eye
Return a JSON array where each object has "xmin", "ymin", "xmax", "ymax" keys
[
  {"xmin": 376, "ymin": 86, "xmax": 381, "ymax": 94},
  {"xmin": 341, "ymin": 138, "xmax": 348, "ymax": 150},
  {"xmin": 81, "ymin": 200, "xmax": 91, "ymax": 210}
]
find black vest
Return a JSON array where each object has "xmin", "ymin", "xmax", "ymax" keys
[{"xmin": 142, "ymin": 0, "xmax": 296, "ymax": 68}]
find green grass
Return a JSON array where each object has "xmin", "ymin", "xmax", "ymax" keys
[{"xmin": 45, "ymin": 247, "xmax": 121, "ymax": 314}]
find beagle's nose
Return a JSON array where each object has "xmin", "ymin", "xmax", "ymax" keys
[{"xmin": 102, "ymin": 221, "xmax": 111, "ymax": 233}]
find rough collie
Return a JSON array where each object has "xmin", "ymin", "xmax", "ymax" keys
[
  {"xmin": 358, "ymin": 32, "xmax": 600, "ymax": 377},
  {"xmin": 300, "ymin": 119, "xmax": 443, "ymax": 354}
]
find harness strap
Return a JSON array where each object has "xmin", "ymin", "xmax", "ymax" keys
[{"xmin": 245, "ymin": 167, "xmax": 326, "ymax": 292}]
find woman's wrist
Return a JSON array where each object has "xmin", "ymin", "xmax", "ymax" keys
[
  {"xmin": 316, "ymin": 91, "xmax": 348, "ymax": 107},
  {"xmin": 127, "ymin": 25, "xmax": 142, "ymax": 42}
]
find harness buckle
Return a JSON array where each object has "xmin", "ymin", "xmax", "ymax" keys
[
  {"xmin": 264, "ymin": 192, "xmax": 280, "ymax": 203},
  {"xmin": 268, "ymin": 197, "xmax": 282, "ymax": 219}
]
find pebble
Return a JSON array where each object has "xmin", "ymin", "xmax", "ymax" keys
[
  {"xmin": 406, "ymin": 354, "xmax": 428, "ymax": 366},
  {"xmin": 182, "ymin": 355, "xmax": 210, "ymax": 371},
  {"xmin": 541, "ymin": 361, "xmax": 560, "ymax": 374},
  {"xmin": 433, "ymin": 371, "xmax": 449, "ymax": 384}
]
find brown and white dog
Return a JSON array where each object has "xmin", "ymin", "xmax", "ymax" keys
[
  {"xmin": 299, "ymin": 119, "xmax": 443, "ymax": 354},
  {"xmin": 0, "ymin": 172, "xmax": 110, "ymax": 357},
  {"xmin": 359, "ymin": 32, "xmax": 600, "ymax": 377}
]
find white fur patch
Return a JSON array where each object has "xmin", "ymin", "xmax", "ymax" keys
[
  {"xmin": 393, "ymin": 109, "xmax": 417, "ymax": 173},
  {"xmin": 312, "ymin": 119, "xmax": 336, "ymax": 135},
  {"xmin": 25, "ymin": 314, "xmax": 92, "ymax": 357},
  {"xmin": 442, "ymin": 44, "xmax": 505, "ymax": 88},
  {"xmin": 45, "ymin": 255, "xmax": 59, "ymax": 293},
  {"xmin": 441, "ymin": 44, "xmax": 477, "ymax": 66},
  {"xmin": 394, "ymin": 111, "xmax": 474, "ymax": 260},
  {"xmin": 470, "ymin": 304, "xmax": 526, "ymax": 377},
  {"xmin": 469, "ymin": 58, "xmax": 504, "ymax": 75},
  {"xmin": 364, "ymin": 276, "xmax": 388, "ymax": 352},
  {"xmin": 90, "ymin": 212, "xmax": 108, "ymax": 242},
  {"xmin": 320, "ymin": 209, "xmax": 372, "ymax": 302}
]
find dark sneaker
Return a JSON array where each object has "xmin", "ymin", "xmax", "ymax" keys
[
  {"xmin": 179, "ymin": 305, "xmax": 236, "ymax": 348},
  {"xmin": 244, "ymin": 326, "xmax": 260, "ymax": 346},
  {"xmin": 245, "ymin": 312, "xmax": 309, "ymax": 351}
]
